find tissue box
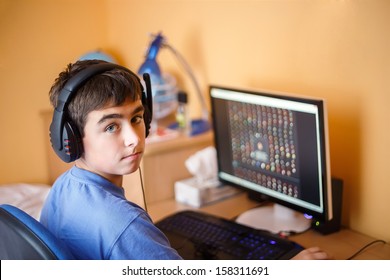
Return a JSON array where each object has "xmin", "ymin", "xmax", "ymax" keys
[{"xmin": 174, "ymin": 177, "xmax": 242, "ymax": 207}]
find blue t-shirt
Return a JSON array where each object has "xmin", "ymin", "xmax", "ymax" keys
[{"xmin": 40, "ymin": 166, "xmax": 182, "ymax": 260}]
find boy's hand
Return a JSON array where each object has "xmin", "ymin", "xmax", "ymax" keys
[{"xmin": 291, "ymin": 247, "xmax": 333, "ymax": 260}]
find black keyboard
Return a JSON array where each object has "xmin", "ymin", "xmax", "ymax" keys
[{"xmin": 155, "ymin": 210, "xmax": 304, "ymax": 260}]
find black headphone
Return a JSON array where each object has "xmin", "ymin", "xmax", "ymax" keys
[{"xmin": 49, "ymin": 62, "xmax": 153, "ymax": 163}]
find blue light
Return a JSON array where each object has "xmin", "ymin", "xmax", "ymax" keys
[{"xmin": 303, "ymin": 213, "xmax": 313, "ymax": 219}]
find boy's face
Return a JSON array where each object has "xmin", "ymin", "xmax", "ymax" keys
[{"xmin": 77, "ymin": 98, "xmax": 146, "ymax": 185}]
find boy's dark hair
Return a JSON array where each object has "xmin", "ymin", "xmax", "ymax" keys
[{"xmin": 49, "ymin": 59, "xmax": 143, "ymax": 138}]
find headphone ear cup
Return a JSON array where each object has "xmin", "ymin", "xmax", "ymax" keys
[
  {"xmin": 141, "ymin": 73, "xmax": 153, "ymax": 138},
  {"xmin": 142, "ymin": 93, "xmax": 152, "ymax": 138},
  {"xmin": 60, "ymin": 121, "xmax": 83, "ymax": 163}
]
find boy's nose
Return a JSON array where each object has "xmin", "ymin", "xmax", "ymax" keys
[{"xmin": 123, "ymin": 125, "xmax": 141, "ymax": 147}]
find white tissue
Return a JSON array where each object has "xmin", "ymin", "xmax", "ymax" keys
[
  {"xmin": 184, "ymin": 146, "xmax": 217, "ymax": 184},
  {"xmin": 175, "ymin": 146, "xmax": 241, "ymax": 207}
]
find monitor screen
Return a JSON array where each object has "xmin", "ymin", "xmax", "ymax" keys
[{"xmin": 210, "ymin": 85, "xmax": 333, "ymax": 227}]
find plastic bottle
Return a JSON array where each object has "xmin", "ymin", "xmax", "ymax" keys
[{"xmin": 176, "ymin": 91, "xmax": 191, "ymax": 135}]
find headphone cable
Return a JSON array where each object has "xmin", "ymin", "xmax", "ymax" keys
[{"xmin": 139, "ymin": 166, "xmax": 148, "ymax": 213}]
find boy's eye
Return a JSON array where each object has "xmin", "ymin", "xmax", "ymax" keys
[
  {"xmin": 105, "ymin": 124, "xmax": 119, "ymax": 133},
  {"xmin": 132, "ymin": 115, "xmax": 144, "ymax": 124}
]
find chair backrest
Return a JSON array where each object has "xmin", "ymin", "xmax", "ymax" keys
[{"xmin": 0, "ymin": 204, "xmax": 74, "ymax": 260}]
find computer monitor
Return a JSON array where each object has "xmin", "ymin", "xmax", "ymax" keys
[{"xmin": 210, "ymin": 85, "xmax": 334, "ymax": 233}]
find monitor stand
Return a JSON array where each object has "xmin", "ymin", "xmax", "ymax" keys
[{"xmin": 235, "ymin": 203, "xmax": 312, "ymax": 234}]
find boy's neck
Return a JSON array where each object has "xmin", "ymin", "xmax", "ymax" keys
[
  {"xmin": 75, "ymin": 161, "xmax": 123, "ymax": 187},
  {"xmin": 102, "ymin": 175, "xmax": 123, "ymax": 188}
]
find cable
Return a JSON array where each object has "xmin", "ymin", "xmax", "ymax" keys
[
  {"xmin": 346, "ymin": 239, "xmax": 387, "ymax": 260},
  {"xmin": 139, "ymin": 166, "xmax": 148, "ymax": 213}
]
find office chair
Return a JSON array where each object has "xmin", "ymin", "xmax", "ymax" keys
[{"xmin": 0, "ymin": 204, "xmax": 74, "ymax": 260}]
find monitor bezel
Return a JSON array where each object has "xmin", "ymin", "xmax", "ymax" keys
[{"xmin": 209, "ymin": 85, "xmax": 333, "ymax": 222}]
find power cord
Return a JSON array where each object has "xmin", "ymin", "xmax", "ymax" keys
[{"xmin": 346, "ymin": 239, "xmax": 387, "ymax": 260}]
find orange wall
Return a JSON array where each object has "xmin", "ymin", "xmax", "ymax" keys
[
  {"xmin": 0, "ymin": 0, "xmax": 108, "ymax": 182},
  {"xmin": 1, "ymin": 0, "xmax": 389, "ymax": 241}
]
